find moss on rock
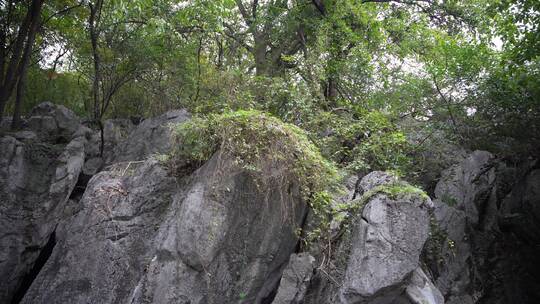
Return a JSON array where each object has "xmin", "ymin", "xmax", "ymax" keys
[
  {"xmin": 359, "ymin": 181, "xmax": 430, "ymax": 204},
  {"xmin": 169, "ymin": 110, "xmax": 340, "ymax": 209}
]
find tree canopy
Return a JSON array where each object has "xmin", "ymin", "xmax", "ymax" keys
[{"xmin": 1, "ymin": 0, "xmax": 538, "ymax": 170}]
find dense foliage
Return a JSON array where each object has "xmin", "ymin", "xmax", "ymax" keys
[
  {"xmin": 1, "ymin": 0, "xmax": 539, "ymax": 181},
  {"xmin": 170, "ymin": 110, "xmax": 340, "ymax": 210}
]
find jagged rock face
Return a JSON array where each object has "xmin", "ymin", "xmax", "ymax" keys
[
  {"xmin": 133, "ymin": 154, "xmax": 307, "ymax": 304},
  {"xmin": 403, "ymin": 268, "xmax": 444, "ymax": 304},
  {"xmin": 272, "ymin": 253, "xmax": 316, "ymax": 304},
  {"xmin": 19, "ymin": 159, "xmax": 176, "ymax": 304},
  {"xmin": 84, "ymin": 118, "xmax": 134, "ymax": 163},
  {"xmin": 0, "ymin": 103, "xmax": 86, "ymax": 303},
  {"xmin": 303, "ymin": 172, "xmax": 437, "ymax": 304},
  {"xmin": 26, "ymin": 102, "xmax": 82, "ymax": 143},
  {"xmin": 357, "ymin": 171, "xmax": 398, "ymax": 194},
  {"xmin": 427, "ymin": 151, "xmax": 540, "ymax": 304},
  {"xmin": 428, "ymin": 151, "xmax": 497, "ymax": 304},
  {"xmin": 108, "ymin": 109, "xmax": 190, "ymax": 163},
  {"xmin": 3, "ymin": 103, "xmax": 538, "ymax": 304},
  {"xmin": 339, "ymin": 172, "xmax": 433, "ymax": 304},
  {"xmin": 20, "ymin": 152, "xmax": 307, "ymax": 304},
  {"xmin": 85, "ymin": 109, "xmax": 188, "ymax": 167},
  {"xmin": 0, "ymin": 103, "xmax": 192, "ymax": 303}
]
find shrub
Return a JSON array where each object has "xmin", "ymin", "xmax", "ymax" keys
[
  {"xmin": 359, "ymin": 181, "xmax": 430, "ymax": 203},
  {"xmin": 170, "ymin": 110, "xmax": 340, "ymax": 210},
  {"xmin": 303, "ymin": 110, "xmax": 412, "ymax": 174}
]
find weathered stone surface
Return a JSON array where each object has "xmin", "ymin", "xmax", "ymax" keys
[
  {"xmin": 427, "ymin": 150, "xmax": 540, "ymax": 304},
  {"xmin": 272, "ymin": 253, "xmax": 316, "ymax": 304},
  {"xmin": 19, "ymin": 159, "xmax": 175, "ymax": 304},
  {"xmin": 84, "ymin": 118, "xmax": 134, "ymax": 161},
  {"xmin": 27, "ymin": 102, "xmax": 81, "ymax": 142},
  {"xmin": 426, "ymin": 151, "xmax": 497, "ymax": 302},
  {"xmin": 82, "ymin": 157, "xmax": 103, "ymax": 176},
  {"xmin": 339, "ymin": 173, "xmax": 432, "ymax": 304},
  {"xmin": 403, "ymin": 268, "xmax": 444, "ymax": 304},
  {"xmin": 500, "ymin": 168, "xmax": 540, "ymax": 243},
  {"xmin": 300, "ymin": 172, "xmax": 436, "ymax": 304},
  {"xmin": 0, "ymin": 134, "xmax": 85, "ymax": 303},
  {"xmin": 329, "ymin": 175, "xmax": 360, "ymax": 236},
  {"xmin": 358, "ymin": 171, "xmax": 398, "ymax": 194},
  {"xmin": 12, "ymin": 130, "xmax": 37, "ymax": 141},
  {"xmin": 0, "ymin": 116, "xmax": 13, "ymax": 130},
  {"xmin": 21, "ymin": 151, "xmax": 307, "ymax": 304},
  {"xmin": 434, "ymin": 150, "xmax": 496, "ymax": 225},
  {"xmin": 4, "ymin": 102, "xmax": 539, "ymax": 304},
  {"xmin": 110, "ymin": 109, "xmax": 190, "ymax": 163}
]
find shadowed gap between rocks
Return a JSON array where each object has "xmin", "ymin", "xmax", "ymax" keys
[
  {"xmin": 10, "ymin": 230, "xmax": 57, "ymax": 304},
  {"xmin": 262, "ymin": 286, "xmax": 280, "ymax": 304}
]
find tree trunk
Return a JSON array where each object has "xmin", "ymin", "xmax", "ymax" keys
[
  {"xmin": 0, "ymin": 0, "xmax": 44, "ymax": 122},
  {"xmin": 324, "ymin": 76, "xmax": 338, "ymax": 103},
  {"xmin": 11, "ymin": 0, "xmax": 43, "ymax": 129},
  {"xmin": 254, "ymin": 37, "xmax": 268, "ymax": 77},
  {"xmin": 88, "ymin": 0, "xmax": 105, "ymax": 156},
  {"xmin": 89, "ymin": 1, "xmax": 103, "ymax": 122},
  {"xmin": 11, "ymin": 78, "xmax": 25, "ymax": 130}
]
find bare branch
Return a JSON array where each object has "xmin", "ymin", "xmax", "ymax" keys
[
  {"xmin": 235, "ymin": 0, "xmax": 252, "ymax": 26},
  {"xmin": 222, "ymin": 22, "xmax": 253, "ymax": 53}
]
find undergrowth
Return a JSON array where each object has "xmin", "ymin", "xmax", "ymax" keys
[
  {"xmin": 303, "ymin": 110, "xmax": 412, "ymax": 175},
  {"xmin": 169, "ymin": 110, "xmax": 341, "ymax": 211},
  {"xmin": 358, "ymin": 181, "xmax": 430, "ymax": 205}
]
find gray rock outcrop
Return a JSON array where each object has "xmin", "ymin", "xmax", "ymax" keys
[
  {"xmin": 426, "ymin": 150, "xmax": 540, "ymax": 304},
  {"xmin": 0, "ymin": 103, "xmax": 86, "ymax": 303},
  {"xmin": 26, "ymin": 102, "xmax": 81, "ymax": 143},
  {"xmin": 301, "ymin": 172, "xmax": 438, "ymax": 304},
  {"xmin": 339, "ymin": 172, "xmax": 434, "ymax": 304},
  {"xmin": 3, "ymin": 103, "xmax": 539, "ymax": 304},
  {"xmin": 0, "ymin": 103, "xmax": 193, "ymax": 303},
  {"xmin": 404, "ymin": 268, "xmax": 444, "ymax": 304},
  {"xmin": 109, "ymin": 109, "xmax": 190, "ymax": 163},
  {"xmin": 20, "ymin": 151, "xmax": 307, "ymax": 304},
  {"xmin": 272, "ymin": 253, "xmax": 316, "ymax": 304}
]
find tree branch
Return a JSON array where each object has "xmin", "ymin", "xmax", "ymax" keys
[
  {"xmin": 235, "ymin": 0, "xmax": 252, "ymax": 26},
  {"xmin": 222, "ymin": 22, "xmax": 253, "ymax": 53}
]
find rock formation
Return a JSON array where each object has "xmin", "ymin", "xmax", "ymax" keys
[
  {"xmin": 0, "ymin": 103, "xmax": 87, "ymax": 303},
  {"xmin": 1, "ymin": 103, "xmax": 539, "ymax": 304},
  {"xmin": 301, "ymin": 171, "xmax": 438, "ymax": 304},
  {"xmin": 425, "ymin": 151, "xmax": 540, "ymax": 304}
]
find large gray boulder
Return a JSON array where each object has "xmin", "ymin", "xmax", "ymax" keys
[
  {"xmin": 301, "ymin": 172, "xmax": 438, "ymax": 304},
  {"xmin": 109, "ymin": 109, "xmax": 190, "ymax": 163},
  {"xmin": 84, "ymin": 118, "xmax": 135, "ymax": 162},
  {"xmin": 339, "ymin": 172, "xmax": 434, "ymax": 304},
  {"xmin": 20, "ymin": 151, "xmax": 308, "ymax": 304},
  {"xmin": 429, "ymin": 151, "xmax": 497, "ymax": 302},
  {"xmin": 19, "ymin": 159, "xmax": 176, "ymax": 304},
  {"xmin": 26, "ymin": 102, "xmax": 81, "ymax": 143},
  {"xmin": 403, "ymin": 268, "xmax": 444, "ymax": 304}
]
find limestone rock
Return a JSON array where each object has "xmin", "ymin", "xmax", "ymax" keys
[
  {"xmin": 110, "ymin": 109, "xmax": 190, "ymax": 163},
  {"xmin": 0, "ymin": 134, "xmax": 85, "ymax": 303},
  {"xmin": 272, "ymin": 253, "xmax": 316, "ymax": 304},
  {"xmin": 332, "ymin": 172, "xmax": 432, "ymax": 304},
  {"xmin": 21, "ymin": 152, "xmax": 307, "ymax": 304},
  {"xmin": 27, "ymin": 102, "xmax": 81, "ymax": 142},
  {"xmin": 404, "ymin": 268, "xmax": 444, "ymax": 304},
  {"xmin": 427, "ymin": 150, "xmax": 540, "ymax": 304},
  {"xmin": 358, "ymin": 171, "xmax": 398, "ymax": 194}
]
